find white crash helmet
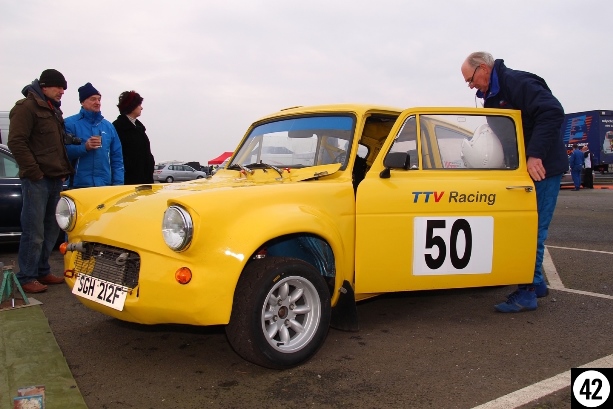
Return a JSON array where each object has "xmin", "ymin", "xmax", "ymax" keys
[{"xmin": 461, "ymin": 123, "xmax": 505, "ymax": 168}]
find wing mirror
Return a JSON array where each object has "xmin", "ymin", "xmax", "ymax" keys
[{"xmin": 380, "ymin": 152, "xmax": 410, "ymax": 179}]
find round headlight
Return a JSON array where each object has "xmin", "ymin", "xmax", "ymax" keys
[
  {"xmin": 55, "ymin": 197, "xmax": 77, "ymax": 231},
  {"xmin": 162, "ymin": 205, "xmax": 193, "ymax": 251}
]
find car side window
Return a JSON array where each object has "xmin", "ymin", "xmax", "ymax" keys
[
  {"xmin": 0, "ymin": 151, "xmax": 19, "ymax": 178},
  {"xmin": 419, "ymin": 114, "xmax": 518, "ymax": 170}
]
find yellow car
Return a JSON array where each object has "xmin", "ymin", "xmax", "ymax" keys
[{"xmin": 57, "ymin": 104, "xmax": 537, "ymax": 369}]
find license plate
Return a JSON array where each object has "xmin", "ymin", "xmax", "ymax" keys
[{"xmin": 72, "ymin": 274, "xmax": 128, "ymax": 311}]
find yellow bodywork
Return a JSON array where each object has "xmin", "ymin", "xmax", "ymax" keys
[{"xmin": 62, "ymin": 104, "xmax": 537, "ymax": 326}]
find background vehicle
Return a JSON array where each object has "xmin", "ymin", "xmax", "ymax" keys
[
  {"xmin": 183, "ymin": 161, "xmax": 207, "ymax": 173},
  {"xmin": 59, "ymin": 105, "xmax": 536, "ymax": 369},
  {"xmin": 0, "ymin": 144, "xmax": 22, "ymax": 243},
  {"xmin": 561, "ymin": 110, "xmax": 613, "ymax": 173},
  {"xmin": 153, "ymin": 163, "xmax": 207, "ymax": 183}
]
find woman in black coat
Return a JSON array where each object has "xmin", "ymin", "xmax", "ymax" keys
[{"xmin": 112, "ymin": 91, "xmax": 155, "ymax": 184}]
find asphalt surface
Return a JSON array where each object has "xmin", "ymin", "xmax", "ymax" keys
[{"xmin": 1, "ymin": 187, "xmax": 612, "ymax": 409}]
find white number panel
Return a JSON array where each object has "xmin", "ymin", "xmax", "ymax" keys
[{"xmin": 413, "ymin": 216, "xmax": 493, "ymax": 275}]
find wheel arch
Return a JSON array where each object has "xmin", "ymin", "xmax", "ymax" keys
[
  {"xmin": 253, "ymin": 233, "xmax": 336, "ymax": 289},
  {"xmin": 242, "ymin": 234, "xmax": 359, "ymax": 332}
]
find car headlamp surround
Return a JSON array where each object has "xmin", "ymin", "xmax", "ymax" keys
[
  {"xmin": 56, "ymin": 196, "xmax": 77, "ymax": 231},
  {"xmin": 162, "ymin": 205, "xmax": 193, "ymax": 252}
]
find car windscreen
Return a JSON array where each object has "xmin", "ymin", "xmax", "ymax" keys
[{"xmin": 231, "ymin": 115, "xmax": 356, "ymax": 169}]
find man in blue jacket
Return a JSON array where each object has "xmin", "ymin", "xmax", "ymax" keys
[
  {"xmin": 569, "ymin": 144, "xmax": 584, "ymax": 191},
  {"xmin": 461, "ymin": 52, "xmax": 567, "ymax": 313},
  {"xmin": 65, "ymin": 82, "xmax": 124, "ymax": 187}
]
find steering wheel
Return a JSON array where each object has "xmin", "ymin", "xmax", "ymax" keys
[{"xmin": 334, "ymin": 152, "xmax": 347, "ymax": 164}]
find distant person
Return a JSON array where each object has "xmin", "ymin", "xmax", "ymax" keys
[
  {"xmin": 581, "ymin": 145, "xmax": 594, "ymax": 189},
  {"xmin": 7, "ymin": 69, "xmax": 74, "ymax": 293},
  {"xmin": 64, "ymin": 83, "xmax": 124, "ymax": 187},
  {"xmin": 112, "ymin": 91, "xmax": 155, "ymax": 184},
  {"xmin": 461, "ymin": 51, "xmax": 567, "ymax": 313},
  {"xmin": 569, "ymin": 144, "xmax": 583, "ymax": 191}
]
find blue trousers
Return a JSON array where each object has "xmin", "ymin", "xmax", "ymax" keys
[
  {"xmin": 16, "ymin": 177, "xmax": 64, "ymax": 285},
  {"xmin": 570, "ymin": 167, "xmax": 582, "ymax": 189},
  {"xmin": 532, "ymin": 174, "xmax": 562, "ymax": 286}
]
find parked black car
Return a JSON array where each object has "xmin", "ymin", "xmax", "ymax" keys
[
  {"xmin": 0, "ymin": 144, "xmax": 66, "ymax": 246},
  {"xmin": 0, "ymin": 143, "xmax": 22, "ymax": 243}
]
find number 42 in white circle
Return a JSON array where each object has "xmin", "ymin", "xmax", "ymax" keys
[{"xmin": 413, "ymin": 217, "xmax": 493, "ymax": 276}]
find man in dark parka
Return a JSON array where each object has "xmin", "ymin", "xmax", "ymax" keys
[{"xmin": 7, "ymin": 69, "xmax": 74, "ymax": 293}]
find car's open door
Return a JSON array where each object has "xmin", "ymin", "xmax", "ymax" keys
[{"xmin": 355, "ymin": 108, "xmax": 537, "ymax": 294}]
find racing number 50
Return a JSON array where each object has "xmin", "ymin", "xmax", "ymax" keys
[
  {"xmin": 424, "ymin": 219, "xmax": 472, "ymax": 270},
  {"xmin": 413, "ymin": 216, "xmax": 492, "ymax": 276}
]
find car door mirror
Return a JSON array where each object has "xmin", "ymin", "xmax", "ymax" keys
[{"xmin": 380, "ymin": 152, "xmax": 410, "ymax": 178}]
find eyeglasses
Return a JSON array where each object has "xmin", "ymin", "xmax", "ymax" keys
[{"xmin": 467, "ymin": 65, "xmax": 480, "ymax": 85}]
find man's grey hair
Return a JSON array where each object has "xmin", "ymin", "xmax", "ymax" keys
[{"xmin": 466, "ymin": 52, "xmax": 495, "ymax": 68}]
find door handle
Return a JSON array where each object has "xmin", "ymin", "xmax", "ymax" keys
[{"xmin": 506, "ymin": 186, "xmax": 534, "ymax": 192}]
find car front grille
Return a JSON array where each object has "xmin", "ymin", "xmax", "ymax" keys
[{"xmin": 74, "ymin": 243, "xmax": 140, "ymax": 289}]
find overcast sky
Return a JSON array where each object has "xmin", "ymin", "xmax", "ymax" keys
[{"xmin": 1, "ymin": 0, "xmax": 611, "ymax": 164}]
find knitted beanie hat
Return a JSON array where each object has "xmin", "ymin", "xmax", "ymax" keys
[
  {"xmin": 39, "ymin": 69, "xmax": 67, "ymax": 89},
  {"xmin": 78, "ymin": 82, "xmax": 101, "ymax": 103}
]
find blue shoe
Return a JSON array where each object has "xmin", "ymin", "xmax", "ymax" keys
[
  {"xmin": 535, "ymin": 282, "xmax": 549, "ymax": 298},
  {"xmin": 495, "ymin": 287, "xmax": 537, "ymax": 313},
  {"xmin": 507, "ymin": 283, "xmax": 548, "ymax": 298}
]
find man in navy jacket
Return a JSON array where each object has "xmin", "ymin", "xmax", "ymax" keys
[
  {"xmin": 461, "ymin": 52, "xmax": 567, "ymax": 313},
  {"xmin": 569, "ymin": 144, "xmax": 584, "ymax": 190}
]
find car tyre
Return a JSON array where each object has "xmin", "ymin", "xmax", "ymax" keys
[
  {"xmin": 165, "ymin": 176, "xmax": 174, "ymax": 183},
  {"xmin": 226, "ymin": 257, "xmax": 331, "ymax": 369},
  {"xmin": 196, "ymin": 175, "xmax": 204, "ymax": 179}
]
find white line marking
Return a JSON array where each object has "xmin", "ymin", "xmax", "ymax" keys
[
  {"xmin": 471, "ymin": 354, "xmax": 613, "ymax": 409},
  {"xmin": 553, "ymin": 287, "xmax": 613, "ymax": 300},
  {"xmin": 472, "ymin": 246, "xmax": 613, "ymax": 408},
  {"xmin": 546, "ymin": 245, "xmax": 613, "ymax": 255},
  {"xmin": 542, "ymin": 247, "xmax": 564, "ymax": 289},
  {"xmin": 543, "ymin": 246, "xmax": 613, "ymax": 298}
]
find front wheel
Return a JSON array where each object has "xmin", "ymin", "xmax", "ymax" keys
[{"xmin": 226, "ymin": 257, "xmax": 331, "ymax": 369}]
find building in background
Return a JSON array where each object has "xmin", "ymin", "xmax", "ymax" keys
[{"xmin": 0, "ymin": 111, "xmax": 9, "ymax": 144}]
